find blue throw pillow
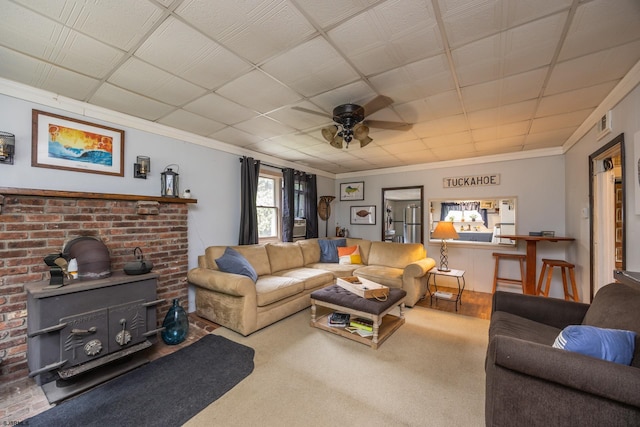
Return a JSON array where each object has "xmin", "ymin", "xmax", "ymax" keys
[
  {"xmin": 318, "ymin": 239, "xmax": 347, "ymax": 263},
  {"xmin": 552, "ymin": 325, "xmax": 636, "ymax": 365},
  {"xmin": 215, "ymin": 247, "xmax": 258, "ymax": 282}
]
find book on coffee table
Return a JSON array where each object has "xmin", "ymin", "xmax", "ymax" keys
[{"xmin": 328, "ymin": 312, "xmax": 350, "ymax": 327}]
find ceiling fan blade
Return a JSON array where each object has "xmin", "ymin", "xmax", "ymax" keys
[
  {"xmin": 291, "ymin": 106, "xmax": 331, "ymax": 119},
  {"xmin": 366, "ymin": 120, "xmax": 412, "ymax": 131},
  {"xmin": 361, "ymin": 95, "xmax": 393, "ymax": 116}
]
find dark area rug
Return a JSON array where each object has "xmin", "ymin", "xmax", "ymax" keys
[{"xmin": 23, "ymin": 335, "xmax": 254, "ymax": 426}]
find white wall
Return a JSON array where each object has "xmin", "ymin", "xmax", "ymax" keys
[
  {"xmin": 334, "ymin": 155, "xmax": 569, "ymax": 296},
  {"xmin": 565, "ymin": 83, "xmax": 640, "ymax": 301}
]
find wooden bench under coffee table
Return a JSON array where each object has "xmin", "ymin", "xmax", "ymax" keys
[{"xmin": 310, "ymin": 284, "xmax": 406, "ymax": 349}]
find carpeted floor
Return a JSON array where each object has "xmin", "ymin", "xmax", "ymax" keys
[
  {"xmin": 186, "ymin": 306, "xmax": 490, "ymax": 427},
  {"xmin": 22, "ymin": 335, "xmax": 254, "ymax": 427}
]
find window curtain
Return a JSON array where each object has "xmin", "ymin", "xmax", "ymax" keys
[
  {"xmin": 282, "ymin": 168, "xmax": 295, "ymax": 242},
  {"xmin": 238, "ymin": 156, "xmax": 260, "ymax": 245},
  {"xmin": 304, "ymin": 174, "xmax": 318, "ymax": 238},
  {"xmin": 282, "ymin": 169, "xmax": 318, "ymax": 242}
]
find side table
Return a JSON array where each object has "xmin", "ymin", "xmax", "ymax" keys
[{"xmin": 427, "ymin": 268, "xmax": 466, "ymax": 312}]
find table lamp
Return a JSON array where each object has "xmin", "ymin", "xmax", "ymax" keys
[{"xmin": 432, "ymin": 221, "xmax": 459, "ymax": 271}]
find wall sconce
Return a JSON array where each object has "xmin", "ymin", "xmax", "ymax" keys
[
  {"xmin": 0, "ymin": 131, "xmax": 15, "ymax": 165},
  {"xmin": 161, "ymin": 165, "xmax": 179, "ymax": 197},
  {"xmin": 134, "ymin": 156, "xmax": 150, "ymax": 179}
]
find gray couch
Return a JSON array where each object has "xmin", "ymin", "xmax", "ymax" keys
[
  {"xmin": 187, "ymin": 238, "xmax": 435, "ymax": 336},
  {"xmin": 485, "ymin": 282, "xmax": 640, "ymax": 426}
]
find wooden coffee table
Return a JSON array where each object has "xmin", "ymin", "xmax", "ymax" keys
[{"xmin": 310, "ymin": 284, "xmax": 406, "ymax": 349}]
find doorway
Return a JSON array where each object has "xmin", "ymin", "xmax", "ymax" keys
[{"xmin": 589, "ymin": 133, "xmax": 626, "ymax": 301}]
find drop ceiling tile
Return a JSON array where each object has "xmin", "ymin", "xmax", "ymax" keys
[
  {"xmin": 453, "ymin": 12, "xmax": 564, "ymax": 87},
  {"xmin": 292, "ymin": 0, "xmax": 379, "ymax": 28},
  {"xmin": 183, "ymin": 93, "xmax": 257, "ymax": 125},
  {"xmin": 471, "ymin": 120, "xmax": 529, "ymax": 141},
  {"xmin": 536, "ymin": 81, "xmax": 617, "ymax": 117},
  {"xmin": 383, "ymin": 139, "xmax": 428, "ymax": 155},
  {"xmin": 157, "ymin": 109, "xmax": 226, "ymax": 136},
  {"xmin": 210, "ymin": 126, "xmax": 263, "ymax": 147},
  {"xmin": 423, "ymin": 131, "xmax": 473, "ymax": 149},
  {"xmin": 267, "ymin": 134, "xmax": 324, "ymax": 149},
  {"xmin": 0, "ymin": 46, "xmax": 99, "ymax": 99},
  {"xmin": 441, "ymin": 0, "xmax": 572, "ymax": 48},
  {"xmin": 261, "ymin": 36, "xmax": 359, "ymax": 97},
  {"xmin": 135, "ymin": 16, "xmax": 251, "ymax": 89},
  {"xmin": 430, "ymin": 142, "xmax": 477, "ymax": 161},
  {"xmin": 524, "ymin": 126, "xmax": 576, "ymax": 149},
  {"xmin": 546, "ymin": 39, "xmax": 640, "ymax": 95},
  {"xmin": 247, "ymin": 140, "xmax": 296, "ymax": 156},
  {"xmin": 327, "ymin": 0, "xmax": 442, "ymax": 76},
  {"xmin": 1, "ymin": 2, "xmax": 124, "ymax": 78},
  {"xmin": 529, "ymin": 108, "xmax": 593, "ymax": 133},
  {"xmin": 559, "ymin": 0, "xmax": 640, "ymax": 61},
  {"xmin": 233, "ymin": 116, "xmax": 296, "ymax": 139},
  {"xmin": 474, "ymin": 135, "xmax": 526, "ymax": 149},
  {"xmin": 369, "ymin": 128, "xmax": 418, "ymax": 146},
  {"xmin": 412, "ymin": 114, "xmax": 470, "ymax": 138},
  {"xmin": 176, "ymin": 0, "xmax": 316, "ymax": 64},
  {"xmin": 15, "ymin": 0, "xmax": 166, "ymax": 51},
  {"xmin": 90, "ymin": 83, "xmax": 175, "ymax": 121},
  {"xmin": 266, "ymin": 101, "xmax": 332, "ymax": 131},
  {"xmin": 108, "ymin": 58, "xmax": 207, "ymax": 106},
  {"xmin": 217, "ymin": 70, "xmax": 301, "ymax": 113},
  {"xmin": 369, "ymin": 54, "xmax": 455, "ymax": 104},
  {"xmin": 467, "ymin": 99, "xmax": 537, "ymax": 129},
  {"xmin": 461, "ymin": 69, "xmax": 546, "ymax": 113},
  {"xmin": 393, "ymin": 149, "xmax": 436, "ymax": 164},
  {"xmin": 395, "ymin": 90, "xmax": 463, "ymax": 123}
]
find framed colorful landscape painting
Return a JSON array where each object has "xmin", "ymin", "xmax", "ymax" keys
[{"xmin": 32, "ymin": 110, "xmax": 124, "ymax": 176}]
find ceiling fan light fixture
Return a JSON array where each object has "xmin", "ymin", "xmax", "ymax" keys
[
  {"xmin": 359, "ymin": 136, "xmax": 373, "ymax": 147},
  {"xmin": 330, "ymin": 136, "xmax": 343, "ymax": 149},
  {"xmin": 321, "ymin": 125, "xmax": 338, "ymax": 143},
  {"xmin": 353, "ymin": 123, "xmax": 369, "ymax": 140}
]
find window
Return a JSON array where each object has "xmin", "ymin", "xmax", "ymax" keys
[
  {"xmin": 294, "ymin": 175, "xmax": 306, "ymax": 218},
  {"xmin": 257, "ymin": 171, "xmax": 281, "ymax": 241}
]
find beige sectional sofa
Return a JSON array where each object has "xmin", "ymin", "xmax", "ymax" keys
[{"xmin": 187, "ymin": 238, "xmax": 436, "ymax": 335}]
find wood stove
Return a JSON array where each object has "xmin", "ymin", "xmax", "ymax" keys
[{"xmin": 26, "ymin": 272, "xmax": 163, "ymax": 403}]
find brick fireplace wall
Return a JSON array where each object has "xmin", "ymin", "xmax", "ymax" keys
[{"xmin": 0, "ymin": 188, "xmax": 195, "ymax": 382}]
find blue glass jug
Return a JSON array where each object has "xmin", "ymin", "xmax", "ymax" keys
[{"xmin": 161, "ymin": 298, "xmax": 189, "ymax": 345}]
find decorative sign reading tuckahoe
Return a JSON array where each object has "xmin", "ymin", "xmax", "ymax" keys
[{"xmin": 443, "ymin": 174, "xmax": 500, "ymax": 188}]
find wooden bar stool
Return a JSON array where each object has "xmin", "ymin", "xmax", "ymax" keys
[
  {"xmin": 492, "ymin": 252, "xmax": 526, "ymax": 293},
  {"xmin": 536, "ymin": 259, "xmax": 579, "ymax": 301}
]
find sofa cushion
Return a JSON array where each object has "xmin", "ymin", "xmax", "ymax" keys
[
  {"xmin": 265, "ymin": 243, "xmax": 305, "ymax": 273},
  {"xmin": 307, "ymin": 263, "xmax": 358, "ymax": 278},
  {"xmin": 583, "ymin": 283, "xmax": 640, "ymax": 334},
  {"xmin": 367, "ymin": 242, "xmax": 426, "ymax": 269},
  {"xmin": 338, "ymin": 245, "xmax": 362, "ymax": 265},
  {"xmin": 552, "ymin": 325, "xmax": 636, "ymax": 365},
  {"xmin": 318, "ymin": 238, "xmax": 346, "ymax": 263},
  {"xmin": 353, "ymin": 265, "xmax": 403, "ymax": 288},
  {"xmin": 215, "ymin": 247, "xmax": 258, "ymax": 282},
  {"xmin": 298, "ymin": 238, "xmax": 321, "ymax": 265},
  {"xmin": 233, "ymin": 245, "xmax": 272, "ymax": 276},
  {"xmin": 490, "ymin": 311, "xmax": 561, "ymax": 345},
  {"xmin": 274, "ymin": 267, "xmax": 334, "ymax": 290},
  {"xmin": 255, "ymin": 275, "xmax": 305, "ymax": 307},
  {"xmin": 347, "ymin": 238, "xmax": 371, "ymax": 265}
]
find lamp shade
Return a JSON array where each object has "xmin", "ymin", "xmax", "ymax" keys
[{"xmin": 432, "ymin": 221, "xmax": 459, "ymax": 240}]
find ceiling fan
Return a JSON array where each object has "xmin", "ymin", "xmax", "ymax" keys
[{"xmin": 293, "ymin": 95, "xmax": 412, "ymax": 149}]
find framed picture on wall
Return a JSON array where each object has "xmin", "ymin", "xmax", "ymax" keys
[
  {"xmin": 350, "ymin": 205, "xmax": 376, "ymax": 225},
  {"xmin": 32, "ymin": 109, "xmax": 125, "ymax": 177},
  {"xmin": 340, "ymin": 181, "xmax": 364, "ymax": 201}
]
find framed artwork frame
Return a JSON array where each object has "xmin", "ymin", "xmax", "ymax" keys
[
  {"xmin": 340, "ymin": 181, "xmax": 364, "ymax": 201},
  {"xmin": 32, "ymin": 109, "xmax": 125, "ymax": 177},
  {"xmin": 350, "ymin": 205, "xmax": 376, "ymax": 225}
]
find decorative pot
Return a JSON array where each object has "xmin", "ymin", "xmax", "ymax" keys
[{"xmin": 161, "ymin": 298, "xmax": 189, "ymax": 345}]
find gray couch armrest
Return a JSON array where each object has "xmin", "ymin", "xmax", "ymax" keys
[
  {"xmin": 187, "ymin": 267, "xmax": 256, "ymax": 297},
  {"xmin": 492, "ymin": 291, "xmax": 590, "ymax": 329},
  {"xmin": 488, "ymin": 334, "xmax": 640, "ymax": 408}
]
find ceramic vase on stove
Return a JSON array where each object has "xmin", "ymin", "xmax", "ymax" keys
[{"xmin": 161, "ymin": 298, "xmax": 189, "ymax": 345}]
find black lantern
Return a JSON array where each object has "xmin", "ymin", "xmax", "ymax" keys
[{"xmin": 161, "ymin": 166, "xmax": 179, "ymax": 197}]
